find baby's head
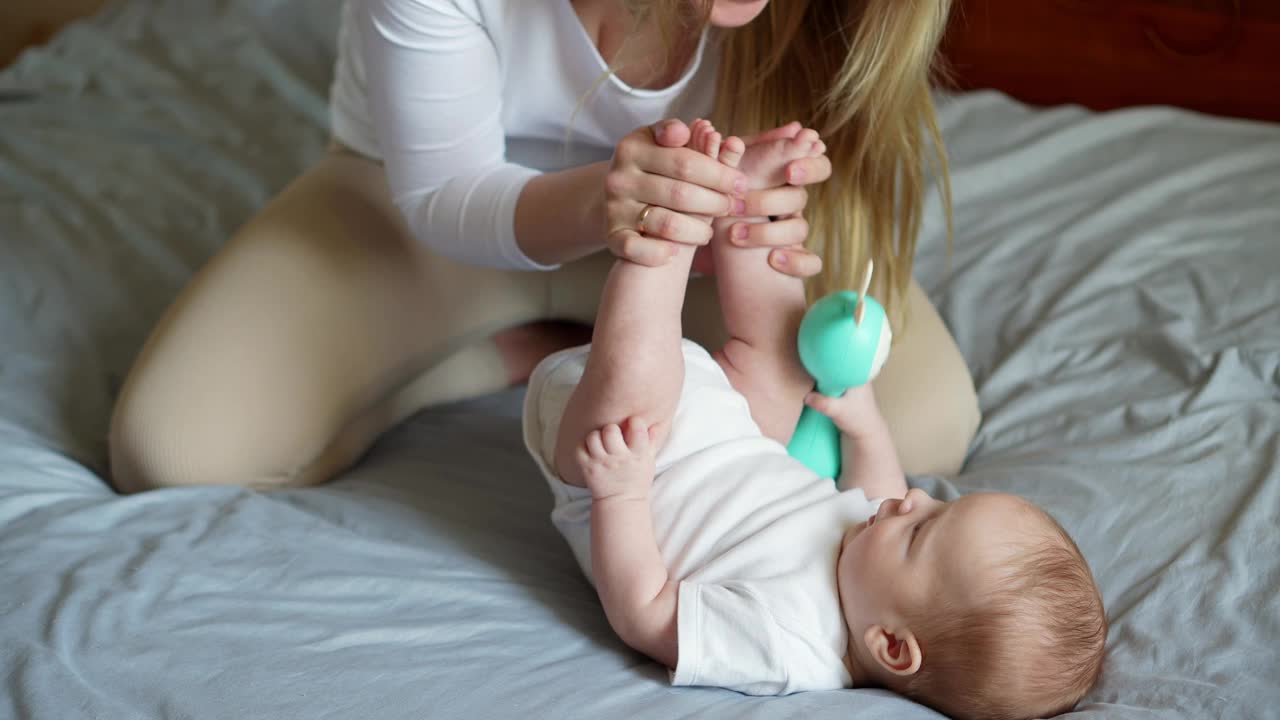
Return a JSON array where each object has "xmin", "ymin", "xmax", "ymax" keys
[{"xmin": 838, "ymin": 489, "xmax": 1106, "ymax": 720}]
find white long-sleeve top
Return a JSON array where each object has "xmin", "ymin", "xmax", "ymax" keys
[{"xmin": 329, "ymin": 0, "xmax": 719, "ymax": 270}]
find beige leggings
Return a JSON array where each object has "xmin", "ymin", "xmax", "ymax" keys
[{"xmin": 108, "ymin": 145, "xmax": 981, "ymax": 493}]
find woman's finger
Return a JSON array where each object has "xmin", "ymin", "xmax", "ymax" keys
[
  {"xmin": 649, "ymin": 118, "xmax": 692, "ymax": 148},
  {"xmin": 633, "ymin": 173, "xmax": 739, "ymax": 217},
  {"xmin": 606, "ymin": 228, "xmax": 674, "ymax": 266},
  {"xmin": 727, "ymin": 217, "xmax": 810, "ymax": 248},
  {"xmin": 785, "ymin": 154, "xmax": 833, "ymax": 186},
  {"xmin": 640, "ymin": 146, "xmax": 746, "ymax": 198},
  {"xmin": 630, "ymin": 203, "xmax": 713, "ymax": 246},
  {"xmin": 769, "ymin": 246, "xmax": 823, "ymax": 278},
  {"xmin": 740, "ymin": 185, "xmax": 809, "ymax": 218}
]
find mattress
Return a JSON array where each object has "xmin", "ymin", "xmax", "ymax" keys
[{"xmin": 2, "ymin": 1, "xmax": 1278, "ymax": 718}]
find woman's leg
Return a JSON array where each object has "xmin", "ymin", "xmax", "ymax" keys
[
  {"xmin": 108, "ymin": 146, "xmax": 554, "ymax": 493},
  {"xmin": 870, "ymin": 279, "xmax": 982, "ymax": 476}
]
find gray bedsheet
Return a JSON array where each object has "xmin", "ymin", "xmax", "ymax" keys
[{"xmin": 2, "ymin": 1, "xmax": 1278, "ymax": 718}]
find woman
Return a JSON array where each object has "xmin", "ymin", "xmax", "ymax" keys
[{"xmin": 108, "ymin": 0, "xmax": 979, "ymax": 493}]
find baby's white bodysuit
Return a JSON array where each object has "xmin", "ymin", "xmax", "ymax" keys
[
  {"xmin": 330, "ymin": 0, "xmax": 718, "ymax": 270},
  {"xmin": 524, "ymin": 341, "xmax": 883, "ymax": 695}
]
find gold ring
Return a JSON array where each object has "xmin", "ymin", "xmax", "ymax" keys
[{"xmin": 637, "ymin": 204, "xmax": 656, "ymax": 235}]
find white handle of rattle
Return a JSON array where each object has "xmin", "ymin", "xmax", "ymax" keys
[{"xmin": 854, "ymin": 259, "xmax": 874, "ymax": 326}]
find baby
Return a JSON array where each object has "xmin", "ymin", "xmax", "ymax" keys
[{"xmin": 522, "ymin": 121, "xmax": 1108, "ymax": 720}]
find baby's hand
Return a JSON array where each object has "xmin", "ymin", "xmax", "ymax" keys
[
  {"xmin": 803, "ymin": 384, "xmax": 884, "ymax": 440},
  {"xmin": 576, "ymin": 417, "xmax": 658, "ymax": 502}
]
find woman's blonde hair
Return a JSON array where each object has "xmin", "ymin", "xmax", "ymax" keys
[{"xmin": 624, "ymin": 0, "xmax": 954, "ymax": 327}]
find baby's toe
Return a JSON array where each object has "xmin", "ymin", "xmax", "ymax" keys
[
  {"xmin": 694, "ymin": 124, "xmax": 713, "ymax": 155},
  {"xmin": 788, "ymin": 129, "xmax": 821, "ymax": 158},
  {"xmin": 706, "ymin": 131, "xmax": 722, "ymax": 161},
  {"xmin": 719, "ymin": 136, "xmax": 745, "ymax": 169}
]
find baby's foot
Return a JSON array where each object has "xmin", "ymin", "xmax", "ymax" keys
[
  {"xmin": 687, "ymin": 119, "xmax": 743, "ymax": 274},
  {"xmin": 689, "ymin": 118, "xmax": 721, "ymax": 164},
  {"xmin": 738, "ymin": 126, "xmax": 824, "ymax": 190},
  {"xmin": 688, "ymin": 118, "xmax": 745, "ymax": 170},
  {"xmin": 576, "ymin": 417, "xmax": 657, "ymax": 501}
]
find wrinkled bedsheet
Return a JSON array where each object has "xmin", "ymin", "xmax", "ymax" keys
[{"xmin": 1, "ymin": 1, "xmax": 1278, "ymax": 718}]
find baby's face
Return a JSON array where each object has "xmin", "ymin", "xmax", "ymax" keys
[{"xmin": 836, "ymin": 490, "xmax": 1032, "ymax": 647}]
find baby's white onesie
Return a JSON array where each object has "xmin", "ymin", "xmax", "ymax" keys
[
  {"xmin": 523, "ymin": 341, "xmax": 883, "ymax": 695},
  {"xmin": 330, "ymin": 0, "xmax": 718, "ymax": 270}
]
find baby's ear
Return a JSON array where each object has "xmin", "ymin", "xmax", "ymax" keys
[{"xmin": 863, "ymin": 624, "xmax": 922, "ymax": 677}]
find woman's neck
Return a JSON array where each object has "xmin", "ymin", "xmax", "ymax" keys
[{"xmin": 570, "ymin": 0, "xmax": 700, "ymax": 90}]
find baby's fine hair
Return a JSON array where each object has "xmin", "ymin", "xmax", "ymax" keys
[{"xmin": 898, "ymin": 503, "xmax": 1107, "ymax": 720}]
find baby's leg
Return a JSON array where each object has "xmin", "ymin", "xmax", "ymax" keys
[
  {"xmin": 552, "ymin": 244, "xmax": 696, "ymax": 487},
  {"xmin": 711, "ymin": 130, "xmax": 823, "ymax": 443},
  {"xmin": 553, "ymin": 122, "xmax": 734, "ymax": 487},
  {"xmin": 550, "ymin": 125, "xmax": 739, "ymax": 487}
]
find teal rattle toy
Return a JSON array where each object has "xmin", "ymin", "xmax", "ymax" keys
[{"xmin": 787, "ymin": 260, "xmax": 892, "ymax": 480}]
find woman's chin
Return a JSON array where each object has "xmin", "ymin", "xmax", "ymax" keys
[{"xmin": 708, "ymin": 0, "xmax": 769, "ymax": 28}]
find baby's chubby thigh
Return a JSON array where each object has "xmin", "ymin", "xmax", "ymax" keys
[{"xmin": 524, "ymin": 339, "xmax": 757, "ymax": 484}]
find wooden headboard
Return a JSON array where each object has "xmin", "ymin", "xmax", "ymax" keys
[{"xmin": 939, "ymin": 0, "xmax": 1280, "ymax": 124}]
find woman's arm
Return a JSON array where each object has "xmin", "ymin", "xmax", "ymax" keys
[
  {"xmin": 519, "ymin": 120, "xmax": 760, "ymax": 268},
  {"xmin": 359, "ymin": 0, "xmax": 826, "ymax": 278},
  {"xmin": 358, "ymin": 0, "xmax": 553, "ymax": 269},
  {"xmin": 514, "ymin": 161, "xmax": 610, "ymax": 266},
  {"xmin": 514, "ymin": 121, "xmax": 743, "ymax": 268},
  {"xmin": 358, "ymin": 1, "xmax": 746, "ymax": 270}
]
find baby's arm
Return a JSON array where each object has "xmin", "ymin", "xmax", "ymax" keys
[
  {"xmin": 803, "ymin": 385, "xmax": 908, "ymax": 499},
  {"xmin": 575, "ymin": 419, "xmax": 677, "ymax": 667}
]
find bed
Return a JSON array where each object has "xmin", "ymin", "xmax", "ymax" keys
[{"xmin": 2, "ymin": 1, "xmax": 1277, "ymax": 718}]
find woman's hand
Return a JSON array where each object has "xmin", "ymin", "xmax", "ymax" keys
[{"xmin": 604, "ymin": 119, "xmax": 749, "ymax": 267}]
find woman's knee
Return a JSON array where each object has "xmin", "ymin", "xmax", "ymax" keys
[
  {"xmin": 107, "ymin": 153, "xmax": 389, "ymax": 493},
  {"xmin": 108, "ymin": 383, "xmax": 302, "ymax": 493},
  {"xmin": 871, "ymin": 279, "xmax": 982, "ymax": 476}
]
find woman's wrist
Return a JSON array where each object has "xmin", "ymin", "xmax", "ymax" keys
[{"xmin": 514, "ymin": 160, "xmax": 611, "ymax": 266}]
